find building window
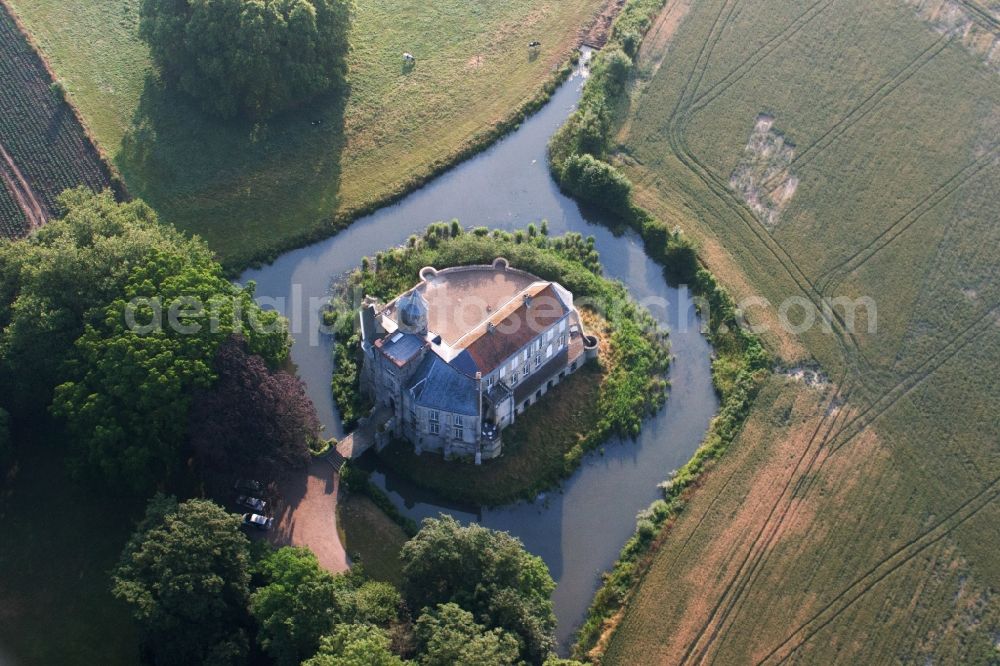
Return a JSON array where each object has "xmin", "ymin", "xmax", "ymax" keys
[
  {"xmin": 510, "ymin": 371, "xmax": 518, "ymax": 386},
  {"xmin": 429, "ymin": 410, "xmax": 439, "ymax": 435},
  {"xmin": 523, "ymin": 364, "xmax": 529, "ymax": 378},
  {"xmin": 430, "ymin": 422, "xmax": 439, "ymax": 435},
  {"xmin": 535, "ymin": 352, "xmax": 542, "ymax": 369},
  {"xmin": 487, "ymin": 375, "xmax": 494, "ymax": 388},
  {"xmin": 454, "ymin": 415, "xmax": 464, "ymax": 440}
]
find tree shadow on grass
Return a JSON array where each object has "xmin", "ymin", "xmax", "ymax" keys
[{"xmin": 116, "ymin": 74, "xmax": 349, "ymax": 268}]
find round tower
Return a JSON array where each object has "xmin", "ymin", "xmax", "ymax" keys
[{"xmin": 396, "ymin": 289, "xmax": 428, "ymax": 336}]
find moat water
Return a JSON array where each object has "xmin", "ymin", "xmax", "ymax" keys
[{"xmin": 242, "ymin": 54, "xmax": 718, "ymax": 649}]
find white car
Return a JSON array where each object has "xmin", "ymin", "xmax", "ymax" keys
[
  {"xmin": 243, "ymin": 513, "xmax": 274, "ymax": 531},
  {"xmin": 237, "ymin": 495, "xmax": 267, "ymax": 513}
]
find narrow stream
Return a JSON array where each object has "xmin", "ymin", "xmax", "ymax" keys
[{"xmin": 242, "ymin": 54, "xmax": 718, "ymax": 648}]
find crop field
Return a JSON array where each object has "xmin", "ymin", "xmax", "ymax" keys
[
  {"xmin": 599, "ymin": 0, "xmax": 1000, "ymax": 662},
  {"xmin": 6, "ymin": 0, "xmax": 608, "ymax": 268},
  {"xmin": 0, "ymin": 3, "xmax": 114, "ymax": 238}
]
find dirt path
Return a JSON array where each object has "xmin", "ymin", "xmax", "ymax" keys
[
  {"xmin": 0, "ymin": 142, "xmax": 48, "ymax": 232},
  {"xmin": 269, "ymin": 458, "xmax": 348, "ymax": 573},
  {"xmin": 582, "ymin": 0, "xmax": 627, "ymax": 48}
]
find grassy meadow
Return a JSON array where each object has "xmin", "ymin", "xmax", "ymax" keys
[
  {"xmin": 6, "ymin": 0, "xmax": 606, "ymax": 269},
  {"xmin": 597, "ymin": 0, "xmax": 1000, "ymax": 662}
]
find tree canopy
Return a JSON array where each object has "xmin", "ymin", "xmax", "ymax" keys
[
  {"xmin": 0, "ymin": 189, "xmax": 204, "ymax": 413},
  {"xmin": 112, "ymin": 496, "xmax": 253, "ymax": 666},
  {"xmin": 139, "ymin": 0, "xmax": 353, "ymax": 119},
  {"xmin": 250, "ymin": 547, "xmax": 400, "ymax": 665},
  {"xmin": 1, "ymin": 190, "xmax": 291, "ymax": 492},
  {"xmin": 400, "ymin": 516, "xmax": 557, "ymax": 663},
  {"xmin": 303, "ymin": 624, "xmax": 405, "ymax": 666},
  {"xmin": 190, "ymin": 335, "xmax": 316, "ymax": 491},
  {"xmin": 414, "ymin": 603, "xmax": 520, "ymax": 666}
]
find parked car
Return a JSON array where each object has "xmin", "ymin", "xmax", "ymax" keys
[
  {"xmin": 234, "ymin": 479, "xmax": 264, "ymax": 494},
  {"xmin": 243, "ymin": 513, "xmax": 274, "ymax": 531},
  {"xmin": 237, "ymin": 495, "xmax": 267, "ymax": 512}
]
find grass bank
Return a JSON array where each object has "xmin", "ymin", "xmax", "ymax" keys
[
  {"xmin": 7, "ymin": 0, "xmax": 607, "ymax": 270},
  {"xmin": 329, "ymin": 223, "xmax": 671, "ymax": 506},
  {"xmin": 586, "ymin": 0, "xmax": 1000, "ymax": 661},
  {"xmin": 536, "ymin": 0, "xmax": 773, "ymax": 657},
  {"xmin": 336, "ymin": 492, "xmax": 409, "ymax": 588}
]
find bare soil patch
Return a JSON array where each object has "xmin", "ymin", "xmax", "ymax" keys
[
  {"xmin": 0, "ymin": 142, "xmax": 48, "ymax": 231},
  {"xmin": 582, "ymin": 0, "xmax": 626, "ymax": 48},
  {"xmin": 730, "ymin": 114, "xmax": 799, "ymax": 229}
]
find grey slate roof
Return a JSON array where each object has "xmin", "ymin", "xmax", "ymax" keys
[
  {"xmin": 408, "ymin": 354, "xmax": 479, "ymax": 416},
  {"xmin": 380, "ymin": 332, "xmax": 425, "ymax": 366}
]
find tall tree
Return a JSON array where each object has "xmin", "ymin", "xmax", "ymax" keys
[
  {"xmin": 400, "ymin": 516, "xmax": 557, "ymax": 664},
  {"xmin": 190, "ymin": 336, "xmax": 317, "ymax": 490},
  {"xmin": 112, "ymin": 496, "xmax": 253, "ymax": 666},
  {"xmin": 0, "ymin": 189, "xmax": 205, "ymax": 413},
  {"xmin": 12, "ymin": 191, "xmax": 291, "ymax": 492},
  {"xmin": 303, "ymin": 624, "xmax": 406, "ymax": 666},
  {"xmin": 51, "ymin": 243, "xmax": 288, "ymax": 492},
  {"xmin": 414, "ymin": 603, "xmax": 519, "ymax": 666},
  {"xmin": 251, "ymin": 547, "xmax": 351, "ymax": 665},
  {"xmin": 139, "ymin": 0, "xmax": 353, "ymax": 119}
]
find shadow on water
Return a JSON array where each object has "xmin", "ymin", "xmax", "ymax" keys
[
  {"xmin": 242, "ymin": 56, "xmax": 719, "ymax": 649},
  {"xmin": 116, "ymin": 74, "xmax": 347, "ymax": 254}
]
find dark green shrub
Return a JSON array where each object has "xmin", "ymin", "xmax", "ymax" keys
[{"xmin": 559, "ymin": 153, "xmax": 633, "ymax": 212}]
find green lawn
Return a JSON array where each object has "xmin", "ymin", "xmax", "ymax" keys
[
  {"xmin": 336, "ymin": 493, "xmax": 408, "ymax": 588},
  {"xmin": 595, "ymin": 0, "xmax": 1000, "ymax": 662},
  {"xmin": 0, "ymin": 425, "xmax": 142, "ymax": 665},
  {"xmin": 7, "ymin": 0, "xmax": 605, "ymax": 269}
]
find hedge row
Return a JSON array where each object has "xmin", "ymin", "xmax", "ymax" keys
[{"xmin": 541, "ymin": 0, "xmax": 774, "ymax": 659}]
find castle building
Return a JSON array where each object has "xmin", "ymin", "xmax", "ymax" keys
[{"xmin": 359, "ymin": 258, "xmax": 598, "ymax": 463}]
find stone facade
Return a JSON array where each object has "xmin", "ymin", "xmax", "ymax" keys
[{"xmin": 359, "ymin": 258, "xmax": 596, "ymax": 463}]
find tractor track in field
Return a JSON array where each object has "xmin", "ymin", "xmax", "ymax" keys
[
  {"xmin": 756, "ymin": 35, "xmax": 953, "ymax": 192},
  {"xmin": 0, "ymin": 141, "xmax": 47, "ymax": 232},
  {"xmin": 638, "ymin": 0, "xmax": 1000, "ymax": 661},
  {"xmin": 663, "ymin": 0, "xmax": 881, "ymax": 389},
  {"xmin": 682, "ymin": 296, "xmax": 1000, "ymax": 663},
  {"xmin": 758, "ymin": 473, "xmax": 1000, "ymax": 664},
  {"xmin": 814, "ymin": 146, "xmax": 999, "ymax": 294}
]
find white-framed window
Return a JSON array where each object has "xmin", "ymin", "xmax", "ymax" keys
[
  {"xmin": 454, "ymin": 415, "xmax": 464, "ymax": 440},
  {"xmin": 430, "ymin": 421, "xmax": 439, "ymax": 435},
  {"xmin": 429, "ymin": 410, "xmax": 439, "ymax": 434},
  {"xmin": 535, "ymin": 352, "xmax": 542, "ymax": 369},
  {"xmin": 560, "ymin": 334, "xmax": 567, "ymax": 347},
  {"xmin": 487, "ymin": 375, "xmax": 494, "ymax": 388},
  {"xmin": 523, "ymin": 364, "xmax": 530, "ymax": 378},
  {"xmin": 510, "ymin": 371, "xmax": 519, "ymax": 386}
]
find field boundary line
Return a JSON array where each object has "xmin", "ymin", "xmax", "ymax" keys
[
  {"xmin": 676, "ymin": 382, "xmax": 854, "ymax": 665},
  {"xmin": 0, "ymin": 0, "xmax": 128, "ymax": 202}
]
